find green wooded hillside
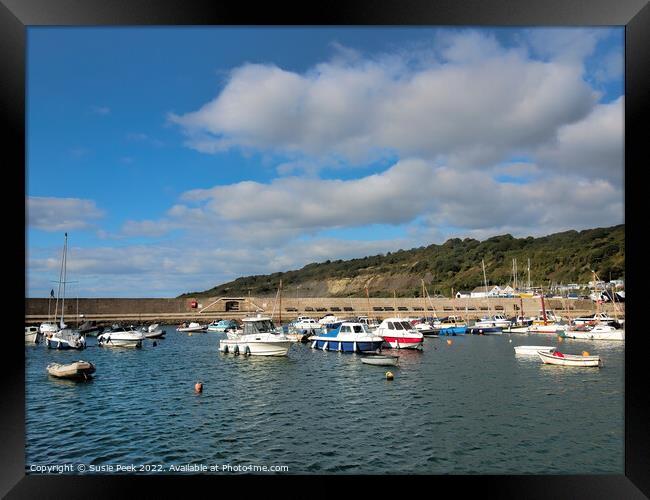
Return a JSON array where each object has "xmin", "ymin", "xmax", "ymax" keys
[{"xmin": 180, "ymin": 225, "xmax": 624, "ymax": 298}]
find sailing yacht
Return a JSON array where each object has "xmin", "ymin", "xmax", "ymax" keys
[{"xmin": 44, "ymin": 234, "xmax": 86, "ymax": 350}]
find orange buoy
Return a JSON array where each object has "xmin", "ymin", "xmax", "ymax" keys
[
  {"xmin": 582, "ymin": 351, "xmax": 590, "ymax": 357},
  {"xmin": 558, "ymin": 336, "xmax": 563, "ymax": 342},
  {"xmin": 447, "ymin": 339, "xmax": 453, "ymax": 345},
  {"xmin": 195, "ymin": 382, "xmax": 203, "ymax": 393}
]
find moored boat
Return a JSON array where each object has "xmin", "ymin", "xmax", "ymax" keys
[
  {"xmin": 375, "ymin": 317, "xmax": 424, "ymax": 349},
  {"xmin": 537, "ymin": 350, "xmax": 601, "ymax": 367},
  {"xmin": 310, "ymin": 321, "xmax": 384, "ymax": 353},
  {"xmin": 514, "ymin": 345, "xmax": 556, "ymax": 356},
  {"xmin": 178, "ymin": 321, "xmax": 206, "ymax": 333},
  {"xmin": 207, "ymin": 319, "xmax": 238, "ymax": 332},
  {"xmin": 97, "ymin": 326, "xmax": 144, "ymax": 348},
  {"xmin": 360, "ymin": 354, "xmax": 399, "ymax": 366},
  {"xmin": 467, "ymin": 324, "xmax": 503, "ymax": 335},
  {"xmin": 219, "ymin": 315, "xmax": 293, "ymax": 356},
  {"xmin": 25, "ymin": 326, "xmax": 41, "ymax": 344},
  {"xmin": 142, "ymin": 323, "xmax": 166, "ymax": 339},
  {"xmin": 563, "ymin": 324, "xmax": 624, "ymax": 341},
  {"xmin": 47, "ymin": 360, "xmax": 96, "ymax": 380}
]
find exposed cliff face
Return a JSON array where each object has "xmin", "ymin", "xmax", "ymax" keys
[{"xmin": 180, "ymin": 225, "xmax": 624, "ymax": 298}]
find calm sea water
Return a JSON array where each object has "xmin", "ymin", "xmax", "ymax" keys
[{"xmin": 25, "ymin": 328, "xmax": 624, "ymax": 474}]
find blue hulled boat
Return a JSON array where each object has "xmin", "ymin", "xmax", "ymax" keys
[
  {"xmin": 310, "ymin": 322, "xmax": 384, "ymax": 353},
  {"xmin": 437, "ymin": 326, "xmax": 467, "ymax": 336}
]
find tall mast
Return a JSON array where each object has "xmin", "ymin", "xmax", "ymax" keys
[
  {"xmin": 527, "ymin": 258, "xmax": 531, "ymax": 290},
  {"xmin": 61, "ymin": 233, "xmax": 68, "ymax": 328},
  {"xmin": 279, "ymin": 280, "xmax": 282, "ymax": 324},
  {"xmin": 365, "ymin": 285, "xmax": 371, "ymax": 321},
  {"xmin": 482, "ymin": 259, "xmax": 491, "ymax": 314},
  {"xmin": 540, "ymin": 290, "xmax": 548, "ymax": 325}
]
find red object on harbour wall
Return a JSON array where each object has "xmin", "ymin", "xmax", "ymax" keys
[{"xmin": 189, "ymin": 300, "xmax": 198, "ymax": 309}]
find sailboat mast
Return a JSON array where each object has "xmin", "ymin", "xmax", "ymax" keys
[
  {"xmin": 279, "ymin": 280, "xmax": 282, "ymax": 325},
  {"xmin": 482, "ymin": 259, "xmax": 491, "ymax": 314},
  {"xmin": 61, "ymin": 233, "xmax": 68, "ymax": 327},
  {"xmin": 365, "ymin": 285, "xmax": 371, "ymax": 321},
  {"xmin": 421, "ymin": 279, "xmax": 426, "ymax": 320},
  {"xmin": 540, "ymin": 290, "xmax": 548, "ymax": 325}
]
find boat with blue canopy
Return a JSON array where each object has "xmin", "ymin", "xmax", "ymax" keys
[{"xmin": 310, "ymin": 321, "xmax": 384, "ymax": 353}]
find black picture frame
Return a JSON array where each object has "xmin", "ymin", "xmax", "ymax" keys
[{"xmin": 5, "ymin": 0, "xmax": 648, "ymax": 497}]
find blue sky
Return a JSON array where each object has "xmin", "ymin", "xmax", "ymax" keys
[{"xmin": 26, "ymin": 27, "xmax": 624, "ymax": 297}]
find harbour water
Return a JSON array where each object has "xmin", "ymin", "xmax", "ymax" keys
[{"xmin": 25, "ymin": 329, "xmax": 624, "ymax": 474}]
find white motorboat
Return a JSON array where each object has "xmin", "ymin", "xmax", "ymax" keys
[
  {"xmin": 177, "ymin": 321, "xmax": 205, "ymax": 333},
  {"xmin": 413, "ymin": 320, "xmax": 437, "ymax": 335},
  {"xmin": 25, "ymin": 326, "xmax": 41, "ymax": 344},
  {"xmin": 141, "ymin": 323, "xmax": 166, "ymax": 339},
  {"xmin": 292, "ymin": 317, "xmax": 323, "ymax": 332},
  {"xmin": 97, "ymin": 326, "xmax": 144, "ymax": 348},
  {"xmin": 563, "ymin": 324, "xmax": 624, "ymax": 341},
  {"xmin": 538, "ymin": 350, "xmax": 601, "ymax": 367},
  {"xmin": 219, "ymin": 315, "xmax": 294, "ymax": 356},
  {"xmin": 207, "ymin": 319, "xmax": 239, "ymax": 332},
  {"xmin": 514, "ymin": 345, "xmax": 556, "ymax": 356},
  {"xmin": 47, "ymin": 360, "xmax": 96, "ymax": 380},
  {"xmin": 375, "ymin": 317, "xmax": 424, "ymax": 349}
]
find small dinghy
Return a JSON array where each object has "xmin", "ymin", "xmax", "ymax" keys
[
  {"xmin": 47, "ymin": 360, "xmax": 96, "ymax": 380},
  {"xmin": 537, "ymin": 350, "xmax": 601, "ymax": 367},
  {"xmin": 360, "ymin": 354, "xmax": 399, "ymax": 366},
  {"xmin": 514, "ymin": 345, "xmax": 556, "ymax": 356}
]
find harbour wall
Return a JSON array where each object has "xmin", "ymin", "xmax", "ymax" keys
[{"xmin": 25, "ymin": 296, "xmax": 623, "ymax": 325}]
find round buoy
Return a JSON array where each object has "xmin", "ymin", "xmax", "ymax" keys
[
  {"xmin": 188, "ymin": 333, "xmax": 192, "ymax": 337},
  {"xmin": 385, "ymin": 371, "xmax": 394, "ymax": 380},
  {"xmin": 582, "ymin": 351, "xmax": 590, "ymax": 357},
  {"xmin": 152, "ymin": 341, "xmax": 157, "ymax": 347},
  {"xmin": 447, "ymin": 339, "xmax": 453, "ymax": 345},
  {"xmin": 509, "ymin": 339, "xmax": 512, "ymax": 343},
  {"xmin": 195, "ymin": 382, "xmax": 203, "ymax": 393}
]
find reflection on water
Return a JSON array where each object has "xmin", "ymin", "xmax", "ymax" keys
[{"xmin": 25, "ymin": 329, "xmax": 624, "ymax": 474}]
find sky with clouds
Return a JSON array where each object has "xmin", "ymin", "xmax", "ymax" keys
[{"xmin": 26, "ymin": 27, "xmax": 624, "ymax": 297}]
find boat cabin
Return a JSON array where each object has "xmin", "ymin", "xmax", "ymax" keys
[{"xmin": 242, "ymin": 317, "xmax": 277, "ymax": 335}]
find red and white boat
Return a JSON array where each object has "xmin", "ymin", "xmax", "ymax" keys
[{"xmin": 375, "ymin": 317, "xmax": 424, "ymax": 349}]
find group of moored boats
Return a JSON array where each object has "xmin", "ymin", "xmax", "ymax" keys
[{"xmin": 26, "ymin": 321, "xmax": 167, "ymax": 381}]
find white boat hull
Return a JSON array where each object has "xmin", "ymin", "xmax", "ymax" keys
[
  {"xmin": 564, "ymin": 330, "xmax": 624, "ymax": 341},
  {"xmin": 97, "ymin": 332, "xmax": 144, "ymax": 348},
  {"xmin": 219, "ymin": 339, "xmax": 293, "ymax": 356},
  {"xmin": 538, "ymin": 351, "xmax": 601, "ymax": 367},
  {"xmin": 25, "ymin": 329, "xmax": 41, "ymax": 343},
  {"xmin": 514, "ymin": 345, "xmax": 556, "ymax": 355}
]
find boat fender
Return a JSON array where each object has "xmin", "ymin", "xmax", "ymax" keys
[
  {"xmin": 244, "ymin": 346, "xmax": 251, "ymax": 356},
  {"xmin": 582, "ymin": 351, "xmax": 590, "ymax": 357},
  {"xmin": 223, "ymin": 345, "xmax": 229, "ymax": 354},
  {"xmin": 234, "ymin": 345, "xmax": 240, "ymax": 355}
]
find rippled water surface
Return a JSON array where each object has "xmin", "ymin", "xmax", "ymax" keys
[{"xmin": 26, "ymin": 329, "xmax": 624, "ymax": 474}]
